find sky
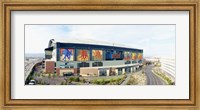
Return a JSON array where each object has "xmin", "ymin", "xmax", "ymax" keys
[{"xmin": 25, "ymin": 25, "xmax": 175, "ymax": 57}]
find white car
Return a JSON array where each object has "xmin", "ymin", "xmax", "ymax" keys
[{"xmin": 29, "ymin": 80, "xmax": 36, "ymax": 85}]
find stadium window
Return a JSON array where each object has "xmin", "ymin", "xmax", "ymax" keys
[
  {"xmin": 132, "ymin": 61, "xmax": 137, "ymax": 64},
  {"xmin": 92, "ymin": 62, "xmax": 97, "ymax": 67},
  {"xmin": 78, "ymin": 62, "xmax": 89, "ymax": 67},
  {"xmin": 125, "ymin": 61, "xmax": 131, "ymax": 64},
  {"xmin": 92, "ymin": 62, "xmax": 103, "ymax": 67}
]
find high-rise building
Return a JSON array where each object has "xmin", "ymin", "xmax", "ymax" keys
[{"xmin": 160, "ymin": 57, "xmax": 175, "ymax": 77}]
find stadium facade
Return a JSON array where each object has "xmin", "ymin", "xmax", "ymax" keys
[{"xmin": 44, "ymin": 39, "xmax": 143, "ymax": 76}]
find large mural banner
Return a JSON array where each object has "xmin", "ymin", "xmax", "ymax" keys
[
  {"xmin": 124, "ymin": 51, "xmax": 131, "ymax": 61},
  {"xmin": 77, "ymin": 49, "xmax": 90, "ymax": 61},
  {"xmin": 106, "ymin": 51, "xmax": 123, "ymax": 60},
  {"xmin": 92, "ymin": 50, "xmax": 103, "ymax": 61},
  {"xmin": 60, "ymin": 48, "xmax": 74, "ymax": 61},
  {"xmin": 132, "ymin": 52, "xmax": 137, "ymax": 60},
  {"xmin": 138, "ymin": 53, "xmax": 143, "ymax": 60}
]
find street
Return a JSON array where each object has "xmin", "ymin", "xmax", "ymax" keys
[
  {"xmin": 145, "ymin": 65, "xmax": 166, "ymax": 85},
  {"xmin": 25, "ymin": 58, "xmax": 43, "ymax": 81}
]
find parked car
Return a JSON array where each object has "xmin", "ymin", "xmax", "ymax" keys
[
  {"xmin": 29, "ymin": 79, "xmax": 36, "ymax": 85},
  {"xmin": 63, "ymin": 72, "xmax": 73, "ymax": 76}
]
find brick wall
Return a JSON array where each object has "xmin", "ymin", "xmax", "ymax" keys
[
  {"xmin": 74, "ymin": 68, "xmax": 78, "ymax": 74},
  {"xmin": 45, "ymin": 61, "xmax": 55, "ymax": 74},
  {"xmin": 56, "ymin": 68, "xmax": 60, "ymax": 76}
]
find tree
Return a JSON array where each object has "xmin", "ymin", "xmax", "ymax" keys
[
  {"xmin": 53, "ymin": 73, "xmax": 56, "ymax": 78},
  {"xmin": 48, "ymin": 73, "xmax": 51, "ymax": 78}
]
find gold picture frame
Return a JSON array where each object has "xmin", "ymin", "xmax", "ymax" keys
[{"xmin": 0, "ymin": 0, "xmax": 199, "ymax": 109}]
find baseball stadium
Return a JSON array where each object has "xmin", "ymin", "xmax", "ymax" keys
[{"xmin": 44, "ymin": 39, "xmax": 143, "ymax": 76}]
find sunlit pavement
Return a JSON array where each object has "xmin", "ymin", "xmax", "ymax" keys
[{"xmin": 145, "ymin": 65, "xmax": 166, "ymax": 85}]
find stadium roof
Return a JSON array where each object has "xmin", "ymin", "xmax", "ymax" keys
[{"xmin": 48, "ymin": 38, "xmax": 142, "ymax": 50}]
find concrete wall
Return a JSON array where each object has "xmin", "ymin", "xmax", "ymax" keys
[
  {"xmin": 56, "ymin": 60, "xmax": 127, "ymax": 68},
  {"xmin": 51, "ymin": 48, "xmax": 57, "ymax": 62},
  {"xmin": 54, "ymin": 60, "xmax": 141, "ymax": 75},
  {"xmin": 80, "ymin": 68, "xmax": 98, "ymax": 76},
  {"xmin": 102, "ymin": 60, "xmax": 125, "ymax": 66}
]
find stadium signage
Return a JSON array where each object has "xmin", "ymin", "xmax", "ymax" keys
[{"xmin": 112, "ymin": 53, "xmax": 121, "ymax": 58}]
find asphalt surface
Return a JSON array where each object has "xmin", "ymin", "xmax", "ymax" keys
[{"xmin": 145, "ymin": 65, "xmax": 166, "ymax": 85}]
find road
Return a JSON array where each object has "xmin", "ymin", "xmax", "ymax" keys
[
  {"xmin": 25, "ymin": 58, "xmax": 43, "ymax": 81},
  {"xmin": 145, "ymin": 65, "xmax": 166, "ymax": 85}
]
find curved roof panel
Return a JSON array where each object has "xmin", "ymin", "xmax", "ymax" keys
[{"xmin": 53, "ymin": 38, "xmax": 142, "ymax": 50}]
